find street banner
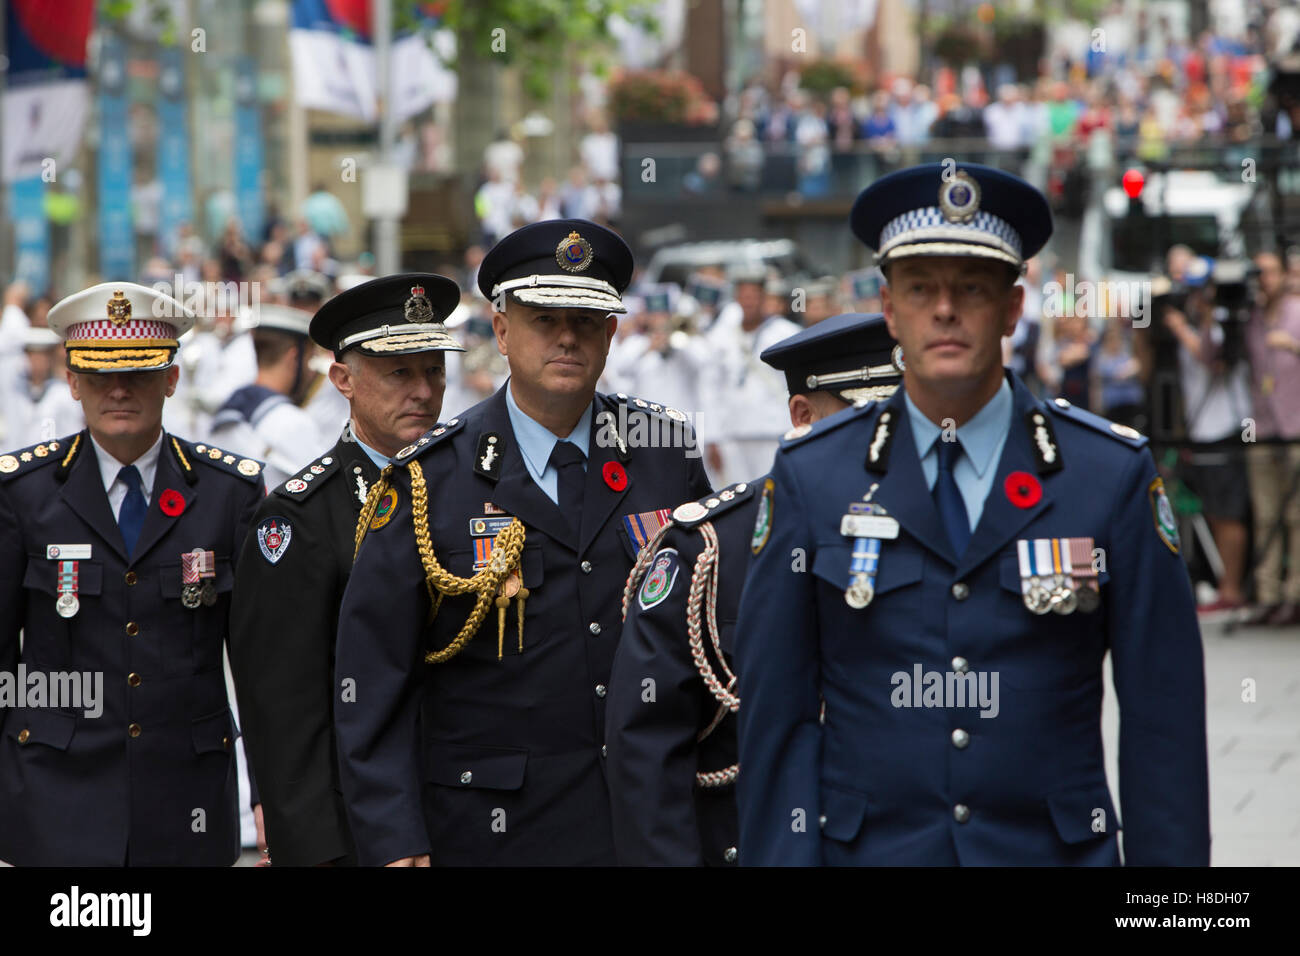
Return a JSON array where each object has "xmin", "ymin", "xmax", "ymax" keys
[
  {"xmin": 233, "ymin": 55, "xmax": 265, "ymax": 242},
  {"xmin": 96, "ymin": 31, "xmax": 134, "ymax": 281},
  {"xmin": 156, "ymin": 47, "xmax": 193, "ymax": 259},
  {"xmin": 9, "ymin": 175, "xmax": 49, "ymax": 293}
]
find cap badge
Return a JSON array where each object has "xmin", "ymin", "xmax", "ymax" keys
[
  {"xmin": 405, "ymin": 284, "xmax": 435, "ymax": 324},
  {"xmin": 107, "ymin": 290, "xmax": 133, "ymax": 327},
  {"xmin": 938, "ymin": 170, "xmax": 980, "ymax": 224},
  {"xmin": 556, "ymin": 231, "xmax": 594, "ymax": 273}
]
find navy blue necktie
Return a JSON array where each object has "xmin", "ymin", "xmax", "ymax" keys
[
  {"xmin": 548, "ymin": 440, "xmax": 586, "ymax": 535},
  {"xmin": 117, "ymin": 465, "xmax": 148, "ymax": 557},
  {"xmin": 933, "ymin": 438, "xmax": 971, "ymax": 557}
]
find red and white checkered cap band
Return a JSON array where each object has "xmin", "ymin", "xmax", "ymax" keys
[{"xmin": 65, "ymin": 319, "xmax": 179, "ymax": 342}]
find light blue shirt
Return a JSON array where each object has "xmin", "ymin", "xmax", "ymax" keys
[
  {"xmin": 903, "ymin": 377, "xmax": 1013, "ymax": 532},
  {"xmin": 505, "ymin": 381, "xmax": 593, "ymax": 505},
  {"xmin": 351, "ymin": 424, "xmax": 391, "ymax": 472}
]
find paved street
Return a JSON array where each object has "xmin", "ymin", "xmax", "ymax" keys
[{"xmin": 1102, "ymin": 618, "xmax": 1300, "ymax": 866}]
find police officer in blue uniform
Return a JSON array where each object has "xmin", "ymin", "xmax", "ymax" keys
[
  {"xmin": 0, "ymin": 282, "xmax": 265, "ymax": 866},
  {"xmin": 334, "ymin": 220, "xmax": 713, "ymax": 866},
  {"xmin": 606, "ymin": 313, "xmax": 901, "ymax": 866},
  {"xmin": 735, "ymin": 163, "xmax": 1211, "ymax": 866},
  {"xmin": 229, "ymin": 275, "xmax": 463, "ymax": 866}
]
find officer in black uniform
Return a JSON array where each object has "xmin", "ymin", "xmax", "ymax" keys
[
  {"xmin": 605, "ymin": 313, "xmax": 901, "ymax": 865},
  {"xmin": 0, "ymin": 282, "xmax": 265, "ymax": 866},
  {"xmin": 229, "ymin": 275, "xmax": 463, "ymax": 866},
  {"xmin": 334, "ymin": 220, "xmax": 713, "ymax": 866}
]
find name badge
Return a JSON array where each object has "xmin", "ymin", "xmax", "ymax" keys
[{"xmin": 47, "ymin": 544, "xmax": 92, "ymax": 560}]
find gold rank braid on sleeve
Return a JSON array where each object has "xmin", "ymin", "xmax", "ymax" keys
[
  {"xmin": 685, "ymin": 521, "xmax": 739, "ymax": 789},
  {"xmin": 402, "ymin": 459, "xmax": 527, "ymax": 664}
]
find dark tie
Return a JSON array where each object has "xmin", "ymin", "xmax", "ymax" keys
[
  {"xmin": 932, "ymin": 438, "xmax": 971, "ymax": 557},
  {"xmin": 548, "ymin": 440, "xmax": 586, "ymax": 536},
  {"xmin": 117, "ymin": 464, "xmax": 148, "ymax": 557}
]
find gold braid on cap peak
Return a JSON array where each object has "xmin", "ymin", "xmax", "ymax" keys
[
  {"xmin": 69, "ymin": 348, "xmax": 174, "ymax": 370},
  {"xmin": 354, "ymin": 461, "xmax": 527, "ymax": 664}
]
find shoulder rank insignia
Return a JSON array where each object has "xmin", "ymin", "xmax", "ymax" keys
[
  {"xmin": 273, "ymin": 454, "xmax": 339, "ymax": 500},
  {"xmin": 1, "ymin": 434, "xmax": 76, "ymax": 482},
  {"xmin": 394, "ymin": 417, "xmax": 465, "ymax": 465},
  {"xmin": 1024, "ymin": 409, "xmax": 1064, "ymax": 474},
  {"xmin": 671, "ymin": 481, "xmax": 756, "ymax": 530},
  {"xmin": 1047, "ymin": 397, "xmax": 1148, "ymax": 449},
  {"xmin": 184, "ymin": 438, "xmax": 263, "ymax": 484}
]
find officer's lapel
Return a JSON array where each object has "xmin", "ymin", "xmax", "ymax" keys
[
  {"xmin": 58, "ymin": 430, "xmax": 129, "ymax": 563},
  {"xmin": 868, "ymin": 393, "xmax": 958, "ymax": 565},
  {"xmin": 480, "ymin": 392, "xmax": 576, "ymax": 550},
  {"xmin": 578, "ymin": 395, "xmax": 630, "ymax": 555},
  {"xmin": 130, "ymin": 434, "xmax": 196, "ymax": 564},
  {"xmin": 955, "ymin": 377, "xmax": 1054, "ymax": 579}
]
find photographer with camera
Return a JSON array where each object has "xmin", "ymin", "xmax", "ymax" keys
[
  {"xmin": 1163, "ymin": 252, "xmax": 1252, "ymax": 615},
  {"xmin": 1243, "ymin": 251, "xmax": 1300, "ymax": 627}
]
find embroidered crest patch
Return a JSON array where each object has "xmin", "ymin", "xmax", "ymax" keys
[
  {"xmin": 638, "ymin": 548, "xmax": 681, "ymax": 610},
  {"xmin": 751, "ymin": 478, "xmax": 775, "ymax": 555},
  {"xmin": 257, "ymin": 517, "xmax": 292, "ymax": 564},
  {"xmin": 370, "ymin": 488, "xmax": 400, "ymax": 531},
  {"xmin": 1148, "ymin": 476, "xmax": 1180, "ymax": 554}
]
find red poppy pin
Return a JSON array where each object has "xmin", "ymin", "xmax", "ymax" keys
[
  {"xmin": 159, "ymin": 488, "xmax": 186, "ymax": 516},
  {"xmin": 602, "ymin": 461, "xmax": 628, "ymax": 492},
  {"xmin": 1004, "ymin": 472, "xmax": 1042, "ymax": 509}
]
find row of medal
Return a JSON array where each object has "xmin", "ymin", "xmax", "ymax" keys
[
  {"xmin": 52, "ymin": 549, "xmax": 218, "ymax": 618},
  {"xmin": 837, "ymin": 488, "xmax": 1101, "ymax": 617},
  {"xmin": 1016, "ymin": 537, "xmax": 1100, "ymax": 615}
]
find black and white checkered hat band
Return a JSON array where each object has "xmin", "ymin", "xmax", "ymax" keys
[{"xmin": 878, "ymin": 207, "xmax": 1022, "ymax": 262}]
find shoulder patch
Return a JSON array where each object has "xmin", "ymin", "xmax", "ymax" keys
[
  {"xmin": 751, "ymin": 478, "xmax": 775, "ymax": 554},
  {"xmin": 393, "ymin": 417, "xmax": 466, "ymax": 464},
  {"xmin": 1046, "ymin": 398, "xmax": 1148, "ymax": 449},
  {"xmin": 637, "ymin": 547, "xmax": 681, "ymax": 610},
  {"xmin": 272, "ymin": 452, "xmax": 341, "ymax": 500},
  {"xmin": 0, "ymin": 434, "xmax": 77, "ymax": 482},
  {"xmin": 780, "ymin": 400, "xmax": 878, "ymax": 452},
  {"xmin": 670, "ymin": 480, "xmax": 757, "ymax": 529},
  {"xmin": 180, "ymin": 438, "xmax": 265, "ymax": 484}
]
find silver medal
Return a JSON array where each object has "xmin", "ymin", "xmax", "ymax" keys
[
  {"xmin": 845, "ymin": 573, "xmax": 875, "ymax": 609},
  {"xmin": 56, "ymin": 592, "xmax": 80, "ymax": 618},
  {"xmin": 182, "ymin": 583, "xmax": 202, "ymax": 609}
]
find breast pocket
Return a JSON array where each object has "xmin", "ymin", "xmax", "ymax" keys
[
  {"xmin": 434, "ymin": 544, "xmax": 547, "ymax": 660},
  {"xmin": 157, "ymin": 555, "xmax": 235, "ymax": 674},
  {"xmin": 20, "ymin": 559, "xmax": 104, "ymax": 669},
  {"xmin": 425, "ymin": 741, "xmax": 528, "ymax": 791},
  {"xmin": 812, "ymin": 540, "xmax": 924, "ymax": 610},
  {"xmin": 996, "ymin": 548, "xmax": 1110, "ymax": 691}
]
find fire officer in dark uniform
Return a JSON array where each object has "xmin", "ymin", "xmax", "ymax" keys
[
  {"xmin": 735, "ymin": 163, "xmax": 1210, "ymax": 866},
  {"xmin": 606, "ymin": 313, "xmax": 901, "ymax": 865},
  {"xmin": 0, "ymin": 282, "xmax": 265, "ymax": 866},
  {"xmin": 229, "ymin": 275, "xmax": 463, "ymax": 866},
  {"xmin": 334, "ymin": 220, "xmax": 713, "ymax": 866}
]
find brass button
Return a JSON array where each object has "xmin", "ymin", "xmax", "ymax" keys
[
  {"xmin": 125, "ymin": 621, "xmax": 139, "ymax": 636},
  {"xmin": 222, "ymin": 736, "xmax": 231, "ymax": 750},
  {"xmin": 17, "ymin": 729, "xmax": 30, "ymax": 744},
  {"xmin": 128, "ymin": 723, "xmax": 142, "ymax": 738},
  {"xmin": 124, "ymin": 571, "xmax": 137, "ymax": 586},
  {"xmin": 127, "ymin": 673, "xmax": 141, "ymax": 687}
]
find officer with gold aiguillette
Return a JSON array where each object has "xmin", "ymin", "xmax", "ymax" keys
[
  {"xmin": 334, "ymin": 220, "xmax": 712, "ymax": 866},
  {"xmin": 0, "ymin": 282, "xmax": 265, "ymax": 866}
]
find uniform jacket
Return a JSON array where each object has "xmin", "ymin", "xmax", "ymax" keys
[
  {"xmin": 605, "ymin": 483, "xmax": 756, "ymax": 866},
  {"xmin": 335, "ymin": 384, "xmax": 712, "ymax": 866},
  {"xmin": 735, "ymin": 372, "xmax": 1211, "ymax": 866},
  {"xmin": 229, "ymin": 426, "xmax": 378, "ymax": 866},
  {"xmin": 0, "ymin": 430, "xmax": 264, "ymax": 866}
]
